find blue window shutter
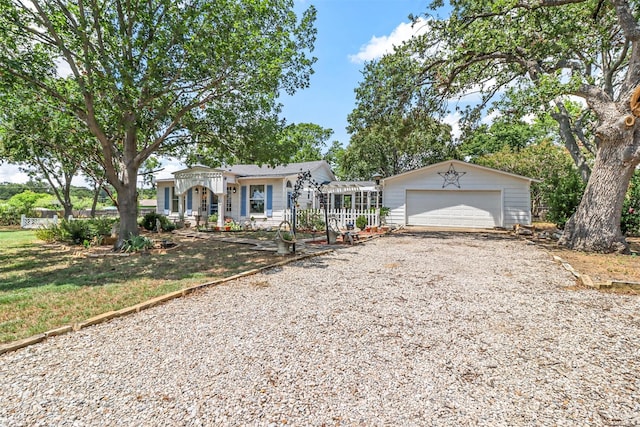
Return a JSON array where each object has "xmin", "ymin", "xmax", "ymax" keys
[
  {"xmin": 164, "ymin": 187, "xmax": 169, "ymax": 210},
  {"xmin": 266, "ymin": 185, "xmax": 273, "ymax": 217},
  {"xmin": 240, "ymin": 186, "xmax": 247, "ymax": 216},
  {"xmin": 187, "ymin": 189, "xmax": 192, "ymax": 210}
]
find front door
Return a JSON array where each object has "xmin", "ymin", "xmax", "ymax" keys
[{"xmin": 209, "ymin": 193, "xmax": 218, "ymax": 216}]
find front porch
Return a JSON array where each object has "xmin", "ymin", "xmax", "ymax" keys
[{"xmin": 159, "ymin": 168, "xmax": 234, "ymax": 228}]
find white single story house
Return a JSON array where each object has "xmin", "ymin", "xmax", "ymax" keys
[
  {"xmin": 155, "ymin": 160, "xmax": 335, "ymax": 227},
  {"xmin": 155, "ymin": 158, "xmax": 535, "ymax": 230},
  {"xmin": 382, "ymin": 160, "xmax": 536, "ymax": 229}
]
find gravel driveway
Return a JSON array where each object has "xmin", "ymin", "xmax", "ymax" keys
[{"xmin": 2, "ymin": 230, "xmax": 640, "ymax": 426}]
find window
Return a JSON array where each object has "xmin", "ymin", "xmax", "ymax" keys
[
  {"xmin": 355, "ymin": 192, "xmax": 366, "ymax": 210},
  {"xmin": 171, "ymin": 187, "xmax": 179, "ymax": 212},
  {"xmin": 200, "ymin": 187, "xmax": 208, "ymax": 214},
  {"xmin": 249, "ymin": 185, "xmax": 265, "ymax": 214},
  {"xmin": 286, "ymin": 181, "xmax": 293, "ymax": 209},
  {"xmin": 343, "ymin": 195, "xmax": 352, "ymax": 209},
  {"xmin": 226, "ymin": 187, "xmax": 233, "ymax": 213}
]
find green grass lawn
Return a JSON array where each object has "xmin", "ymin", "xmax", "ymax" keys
[{"xmin": 0, "ymin": 228, "xmax": 282, "ymax": 343}]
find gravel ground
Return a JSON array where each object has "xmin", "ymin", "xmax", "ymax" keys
[{"xmin": 2, "ymin": 231, "xmax": 640, "ymax": 426}]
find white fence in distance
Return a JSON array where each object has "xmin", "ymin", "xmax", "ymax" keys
[{"xmin": 21, "ymin": 215, "xmax": 59, "ymax": 229}]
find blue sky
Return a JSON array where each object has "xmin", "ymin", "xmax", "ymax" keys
[
  {"xmin": 282, "ymin": 0, "xmax": 430, "ymax": 146},
  {"xmin": 0, "ymin": 0, "xmax": 433, "ymax": 184}
]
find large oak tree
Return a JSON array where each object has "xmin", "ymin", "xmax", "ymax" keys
[
  {"xmin": 345, "ymin": 53, "xmax": 456, "ymax": 180},
  {"xmin": 0, "ymin": 0, "xmax": 316, "ymax": 245},
  {"xmin": 383, "ymin": 0, "xmax": 640, "ymax": 253}
]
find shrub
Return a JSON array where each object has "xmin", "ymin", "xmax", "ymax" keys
[
  {"xmin": 140, "ymin": 212, "xmax": 174, "ymax": 231},
  {"xmin": 6, "ymin": 191, "xmax": 48, "ymax": 216},
  {"xmin": 34, "ymin": 224, "xmax": 58, "ymax": 242},
  {"xmin": 140, "ymin": 212, "xmax": 162, "ymax": 231},
  {"xmin": 543, "ymin": 164, "xmax": 585, "ymax": 229},
  {"xmin": 121, "ymin": 234, "xmax": 154, "ymax": 252},
  {"xmin": 296, "ymin": 210, "xmax": 325, "ymax": 231},
  {"xmin": 622, "ymin": 170, "xmax": 640, "ymax": 236},
  {"xmin": 60, "ymin": 219, "xmax": 91, "ymax": 244},
  {"xmin": 88, "ymin": 216, "xmax": 116, "ymax": 236},
  {"xmin": 162, "ymin": 221, "xmax": 176, "ymax": 232},
  {"xmin": 0, "ymin": 204, "xmax": 20, "ymax": 226},
  {"xmin": 379, "ymin": 206, "xmax": 390, "ymax": 222},
  {"xmin": 355, "ymin": 215, "xmax": 368, "ymax": 230}
]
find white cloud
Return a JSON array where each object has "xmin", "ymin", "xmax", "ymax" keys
[
  {"xmin": 0, "ymin": 162, "xmax": 94, "ymax": 187},
  {"xmin": 521, "ymin": 113, "xmax": 536, "ymax": 125},
  {"xmin": 155, "ymin": 157, "xmax": 186, "ymax": 180},
  {"xmin": 54, "ymin": 57, "xmax": 73, "ymax": 78},
  {"xmin": 443, "ymin": 111, "xmax": 462, "ymax": 141},
  {"xmin": 0, "ymin": 163, "xmax": 29, "ymax": 184},
  {"xmin": 481, "ymin": 110, "xmax": 501, "ymax": 125},
  {"xmin": 349, "ymin": 18, "xmax": 429, "ymax": 64}
]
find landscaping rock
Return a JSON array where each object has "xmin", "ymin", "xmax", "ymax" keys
[{"xmin": 1, "ymin": 232, "xmax": 639, "ymax": 426}]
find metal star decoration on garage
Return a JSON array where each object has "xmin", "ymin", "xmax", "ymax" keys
[{"xmin": 438, "ymin": 164, "xmax": 466, "ymax": 188}]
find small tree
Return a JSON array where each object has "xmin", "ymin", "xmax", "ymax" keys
[
  {"xmin": 622, "ymin": 171, "xmax": 640, "ymax": 236},
  {"xmin": 7, "ymin": 191, "xmax": 49, "ymax": 217},
  {"xmin": 544, "ymin": 165, "xmax": 586, "ymax": 229}
]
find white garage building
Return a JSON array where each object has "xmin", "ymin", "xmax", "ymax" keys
[{"xmin": 382, "ymin": 160, "xmax": 536, "ymax": 229}]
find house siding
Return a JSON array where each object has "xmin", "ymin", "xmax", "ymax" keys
[
  {"xmin": 238, "ymin": 178, "xmax": 285, "ymax": 226},
  {"xmin": 157, "ymin": 182, "xmax": 171, "ymax": 214},
  {"xmin": 154, "ymin": 161, "xmax": 336, "ymax": 226}
]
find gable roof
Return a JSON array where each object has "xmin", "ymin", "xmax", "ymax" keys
[
  {"xmin": 171, "ymin": 165, "xmax": 217, "ymax": 175},
  {"xmin": 382, "ymin": 159, "xmax": 539, "ymax": 183},
  {"xmin": 225, "ymin": 160, "xmax": 331, "ymax": 177},
  {"xmin": 168, "ymin": 160, "xmax": 335, "ymax": 180}
]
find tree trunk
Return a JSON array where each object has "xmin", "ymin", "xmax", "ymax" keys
[
  {"xmin": 559, "ymin": 141, "xmax": 637, "ymax": 253},
  {"xmin": 62, "ymin": 182, "xmax": 73, "ymax": 219},
  {"xmin": 116, "ymin": 181, "xmax": 139, "ymax": 248},
  {"xmin": 90, "ymin": 185, "xmax": 99, "ymax": 218},
  {"xmin": 551, "ymin": 103, "xmax": 591, "ymax": 183},
  {"xmin": 63, "ymin": 203, "xmax": 73, "ymax": 219}
]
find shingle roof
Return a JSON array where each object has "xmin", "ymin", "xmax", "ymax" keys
[{"xmin": 225, "ymin": 160, "xmax": 328, "ymax": 177}]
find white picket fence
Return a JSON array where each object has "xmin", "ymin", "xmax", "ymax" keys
[
  {"xmin": 21, "ymin": 214, "xmax": 59, "ymax": 229},
  {"xmin": 285, "ymin": 208, "xmax": 380, "ymax": 229}
]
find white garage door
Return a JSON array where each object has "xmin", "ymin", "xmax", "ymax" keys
[{"xmin": 406, "ymin": 190, "xmax": 502, "ymax": 228}]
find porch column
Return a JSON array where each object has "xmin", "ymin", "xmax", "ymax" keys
[
  {"xmin": 218, "ymin": 193, "xmax": 225, "ymax": 226},
  {"xmin": 178, "ymin": 194, "xmax": 184, "ymax": 216}
]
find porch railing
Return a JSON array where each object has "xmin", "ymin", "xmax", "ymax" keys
[{"xmin": 285, "ymin": 208, "xmax": 380, "ymax": 229}]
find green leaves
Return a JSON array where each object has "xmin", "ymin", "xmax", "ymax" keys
[
  {"xmin": 1, "ymin": 0, "xmax": 317, "ymax": 241},
  {"xmin": 1, "ymin": 0, "xmax": 317, "ymax": 172}
]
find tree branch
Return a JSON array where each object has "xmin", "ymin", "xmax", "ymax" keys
[{"xmin": 611, "ymin": 0, "xmax": 640, "ymax": 41}]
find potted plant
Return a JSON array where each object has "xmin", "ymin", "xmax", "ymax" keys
[
  {"xmin": 176, "ymin": 212, "xmax": 185, "ymax": 229},
  {"xmin": 379, "ymin": 206, "xmax": 390, "ymax": 225},
  {"xmin": 327, "ymin": 217, "xmax": 340, "ymax": 244},
  {"xmin": 209, "ymin": 213, "xmax": 218, "ymax": 230},
  {"xmin": 274, "ymin": 220, "xmax": 295, "ymax": 255},
  {"xmin": 355, "ymin": 215, "xmax": 367, "ymax": 231},
  {"xmin": 275, "ymin": 232, "xmax": 295, "ymax": 255}
]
